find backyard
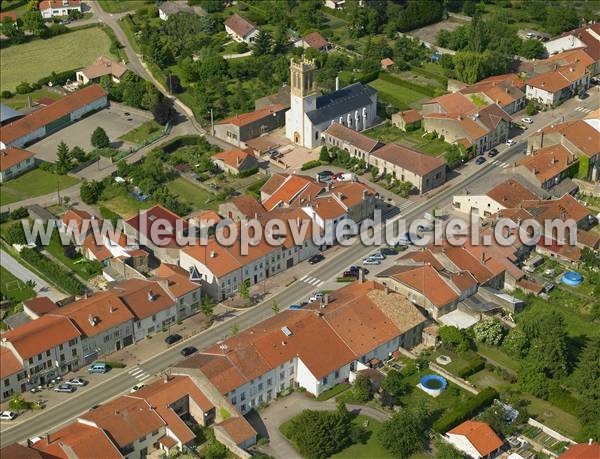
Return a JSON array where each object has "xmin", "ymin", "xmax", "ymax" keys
[
  {"xmin": 98, "ymin": 0, "xmax": 153, "ymax": 13},
  {"xmin": 168, "ymin": 177, "xmax": 218, "ymax": 211},
  {"xmin": 0, "ymin": 266, "xmax": 36, "ymax": 304},
  {"xmin": 364, "ymin": 124, "xmax": 450, "ymax": 157},
  {"xmin": 119, "ymin": 120, "xmax": 163, "ymax": 144},
  {"xmin": 330, "ymin": 415, "xmax": 393, "ymax": 459},
  {"xmin": 0, "ymin": 27, "xmax": 118, "ymax": 91},
  {"xmin": 0, "ymin": 169, "xmax": 80, "ymax": 206},
  {"xmin": 0, "ymin": 88, "xmax": 62, "ymax": 110}
]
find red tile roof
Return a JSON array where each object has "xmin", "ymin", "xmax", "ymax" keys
[
  {"xmin": 396, "ymin": 109, "xmax": 422, "ymax": 124},
  {"xmin": 0, "ymin": 85, "xmax": 106, "ymax": 145},
  {"xmin": 2, "ymin": 315, "xmax": 81, "ymax": 359},
  {"xmin": 539, "ymin": 119, "xmax": 600, "ymax": 158},
  {"xmin": 0, "ymin": 443, "xmax": 45, "ymax": 459},
  {"xmin": 39, "ymin": 0, "xmax": 80, "ymax": 11},
  {"xmin": 22, "ymin": 296, "xmax": 57, "ymax": 316},
  {"xmin": 303, "ymin": 32, "xmax": 329, "ymax": 50},
  {"xmin": 0, "ymin": 11, "xmax": 17, "ymax": 21},
  {"xmin": 426, "ymin": 92, "xmax": 477, "ymax": 114},
  {"xmin": 0, "ymin": 147, "xmax": 34, "ymax": 172},
  {"xmin": 371, "ymin": 143, "xmax": 446, "ymax": 176},
  {"xmin": 216, "ymin": 104, "xmax": 284, "ymax": 128},
  {"xmin": 224, "ymin": 13, "xmax": 256, "ymax": 38},
  {"xmin": 559, "ymin": 442, "xmax": 600, "ymax": 459},
  {"xmin": 0, "ymin": 347, "xmax": 23, "ymax": 379},
  {"xmin": 448, "ymin": 420, "xmax": 503, "ymax": 456},
  {"xmin": 80, "ymin": 56, "xmax": 127, "ymax": 81},
  {"xmin": 116, "ymin": 279, "xmax": 174, "ymax": 320},
  {"xmin": 517, "ymin": 144, "xmax": 577, "ymax": 184},
  {"xmin": 324, "ymin": 122, "xmax": 383, "ymax": 153},
  {"xmin": 126, "ymin": 205, "xmax": 188, "ymax": 247},
  {"xmin": 212, "ymin": 148, "xmax": 256, "ymax": 171},
  {"xmin": 218, "ymin": 416, "xmax": 256, "ymax": 445},
  {"xmin": 262, "ymin": 174, "xmax": 324, "ymax": 211},
  {"xmin": 486, "ymin": 178, "xmax": 539, "ymax": 209},
  {"xmin": 155, "ymin": 263, "xmax": 200, "ymax": 297},
  {"xmin": 229, "ymin": 194, "xmax": 266, "ymax": 218}
]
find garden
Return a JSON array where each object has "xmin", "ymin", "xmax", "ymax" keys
[{"xmin": 0, "ymin": 168, "xmax": 80, "ymax": 206}]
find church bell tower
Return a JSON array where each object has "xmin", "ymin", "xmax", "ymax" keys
[{"xmin": 285, "ymin": 57, "xmax": 317, "ymax": 146}]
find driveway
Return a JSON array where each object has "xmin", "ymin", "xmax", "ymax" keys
[
  {"xmin": 0, "ymin": 250, "xmax": 67, "ymax": 303},
  {"xmin": 249, "ymin": 391, "xmax": 391, "ymax": 459}
]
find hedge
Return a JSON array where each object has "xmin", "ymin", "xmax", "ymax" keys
[
  {"xmin": 37, "ymin": 69, "xmax": 78, "ymax": 87},
  {"xmin": 358, "ymin": 70, "xmax": 380, "ymax": 84},
  {"xmin": 433, "ymin": 387, "xmax": 498, "ymax": 433},
  {"xmin": 20, "ymin": 248, "xmax": 86, "ymax": 295},
  {"xmin": 160, "ymin": 135, "xmax": 204, "ymax": 154},
  {"xmin": 378, "ymin": 72, "xmax": 439, "ymax": 97},
  {"xmin": 456, "ymin": 356, "xmax": 486, "ymax": 378},
  {"xmin": 239, "ymin": 166, "xmax": 259, "ymax": 178},
  {"xmin": 301, "ymin": 160, "xmax": 322, "ymax": 171}
]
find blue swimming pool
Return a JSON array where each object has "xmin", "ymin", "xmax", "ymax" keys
[
  {"xmin": 420, "ymin": 374, "xmax": 448, "ymax": 391},
  {"xmin": 562, "ymin": 271, "xmax": 583, "ymax": 287}
]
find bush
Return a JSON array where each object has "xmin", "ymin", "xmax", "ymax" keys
[
  {"xmin": 105, "ymin": 361, "xmax": 126, "ymax": 369},
  {"xmin": 301, "ymin": 160, "xmax": 322, "ymax": 171},
  {"xmin": 15, "ymin": 81, "xmax": 33, "ymax": 95},
  {"xmin": 1, "ymin": 90, "xmax": 13, "ymax": 98},
  {"xmin": 37, "ymin": 69, "xmax": 77, "ymax": 87},
  {"xmin": 378, "ymin": 72, "xmax": 437, "ymax": 97},
  {"xmin": 9, "ymin": 207, "xmax": 29, "ymax": 220},
  {"xmin": 20, "ymin": 248, "xmax": 85, "ymax": 295},
  {"xmin": 433, "ymin": 387, "xmax": 498, "ymax": 433},
  {"xmin": 239, "ymin": 166, "xmax": 259, "ymax": 178},
  {"xmin": 457, "ymin": 358, "xmax": 485, "ymax": 378}
]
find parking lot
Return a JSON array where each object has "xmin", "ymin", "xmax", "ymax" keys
[{"xmin": 28, "ymin": 103, "xmax": 153, "ymax": 163}]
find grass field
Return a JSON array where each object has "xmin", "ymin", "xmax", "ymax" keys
[
  {"xmin": 0, "ymin": 266, "xmax": 36, "ymax": 303},
  {"xmin": 0, "ymin": 169, "xmax": 80, "ymax": 206},
  {"xmin": 119, "ymin": 120, "xmax": 162, "ymax": 144},
  {"xmin": 331, "ymin": 415, "xmax": 392, "ymax": 459},
  {"xmin": 0, "ymin": 0, "xmax": 28, "ymax": 16},
  {"xmin": 365, "ymin": 125, "xmax": 450, "ymax": 157},
  {"xmin": 0, "ymin": 27, "xmax": 117, "ymax": 91},
  {"xmin": 169, "ymin": 177, "xmax": 218, "ymax": 210},
  {"xmin": 368, "ymin": 79, "xmax": 427, "ymax": 110},
  {"xmin": 99, "ymin": 191, "xmax": 155, "ymax": 219},
  {"xmin": 0, "ymin": 88, "xmax": 62, "ymax": 110},
  {"xmin": 98, "ymin": 0, "xmax": 153, "ymax": 13}
]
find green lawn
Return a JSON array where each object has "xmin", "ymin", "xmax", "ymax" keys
[
  {"xmin": 368, "ymin": 79, "xmax": 427, "ymax": 110},
  {"xmin": 476, "ymin": 343, "xmax": 521, "ymax": 372},
  {"xmin": 0, "ymin": 266, "xmax": 36, "ymax": 303},
  {"xmin": 0, "ymin": 0, "xmax": 28, "ymax": 16},
  {"xmin": 0, "ymin": 27, "xmax": 117, "ymax": 91},
  {"xmin": 0, "ymin": 88, "xmax": 62, "ymax": 110},
  {"xmin": 119, "ymin": 120, "xmax": 163, "ymax": 144},
  {"xmin": 99, "ymin": 191, "xmax": 155, "ymax": 219},
  {"xmin": 364, "ymin": 125, "xmax": 450, "ymax": 157},
  {"xmin": 331, "ymin": 415, "xmax": 393, "ymax": 459},
  {"xmin": 468, "ymin": 369, "xmax": 509, "ymax": 391},
  {"xmin": 97, "ymin": 0, "xmax": 153, "ymax": 13},
  {"xmin": 169, "ymin": 177, "xmax": 218, "ymax": 210},
  {"xmin": 45, "ymin": 235, "xmax": 101, "ymax": 280},
  {"xmin": 524, "ymin": 395, "xmax": 582, "ymax": 440},
  {"xmin": 0, "ymin": 169, "xmax": 80, "ymax": 206}
]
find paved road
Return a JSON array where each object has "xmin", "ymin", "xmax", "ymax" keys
[
  {"xmin": 0, "ymin": 250, "xmax": 67, "ymax": 303},
  {"xmin": 0, "ymin": 141, "xmax": 527, "ymax": 446}
]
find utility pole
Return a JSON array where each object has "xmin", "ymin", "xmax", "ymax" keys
[
  {"xmin": 210, "ymin": 108, "xmax": 214, "ymax": 136},
  {"xmin": 57, "ymin": 179, "xmax": 61, "ymax": 205}
]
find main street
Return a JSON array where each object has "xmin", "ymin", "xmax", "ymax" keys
[{"xmin": 0, "ymin": 140, "xmax": 528, "ymax": 446}]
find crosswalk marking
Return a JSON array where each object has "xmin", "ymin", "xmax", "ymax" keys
[
  {"xmin": 135, "ymin": 373, "xmax": 149, "ymax": 380},
  {"xmin": 138, "ymin": 374, "xmax": 152, "ymax": 382},
  {"xmin": 491, "ymin": 159, "xmax": 511, "ymax": 168},
  {"xmin": 128, "ymin": 366, "xmax": 150, "ymax": 381},
  {"xmin": 575, "ymin": 106, "xmax": 592, "ymax": 113},
  {"xmin": 129, "ymin": 368, "xmax": 143, "ymax": 376},
  {"xmin": 299, "ymin": 274, "xmax": 307, "ymax": 281},
  {"xmin": 302, "ymin": 276, "xmax": 323, "ymax": 287}
]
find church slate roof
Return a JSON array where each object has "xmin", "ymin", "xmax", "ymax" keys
[{"xmin": 306, "ymin": 83, "xmax": 376, "ymax": 125}]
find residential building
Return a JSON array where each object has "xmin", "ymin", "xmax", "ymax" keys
[
  {"xmin": 154, "ymin": 263, "xmax": 202, "ymax": 320},
  {"xmin": 524, "ymin": 49, "xmax": 593, "ymax": 105},
  {"xmin": 0, "ymin": 347, "xmax": 26, "ymax": 402},
  {"xmin": 0, "ymin": 315, "xmax": 83, "ymax": 395},
  {"xmin": 0, "ymin": 103, "xmax": 23, "ymax": 126},
  {"xmin": 39, "ymin": 0, "xmax": 81, "ymax": 19},
  {"xmin": 421, "ymin": 93, "xmax": 512, "ymax": 154},
  {"xmin": 0, "ymin": 11, "xmax": 17, "ymax": 22},
  {"xmin": 285, "ymin": 57, "xmax": 377, "ymax": 149},
  {"xmin": 559, "ymin": 441, "xmax": 600, "ymax": 459},
  {"xmin": 224, "ymin": 13, "xmax": 259, "ymax": 43},
  {"xmin": 324, "ymin": 0, "xmax": 345, "ymax": 9},
  {"xmin": 213, "ymin": 104, "xmax": 285, "ymax": 148},
  {"xmin": 0, "ymin": 147, "xmax": 35, "ymax": 182},
  {"xmin": 544, "ymin": 24, "xmax": 600, "ymax": 75},
  {"xmin": 0, "ymin": 443, "xmax": 46, "ymax": 459},
  {"xmin": 76, "ymin": 56, "xmax": 128, "ymax": 85},
  {"xmin": 516, "ymin": 144, "xmax": 578, "ymax": 190},
  {"xmin": 458, "ymin": 73, "xmax": 526, "ymax": 114},
  {"xmin": 527, "ymin": 118, "xmax": 600, "ymax": 181},
  {"xmin": 0, "ymin": 85, "xmax": 108, "ymax": 149},
  {"xmin": 381, "ymin": 57, "xmax": 395, "ymax": 70},
  {"xmin": 295, "ymin": 32, "xmax": 332, "ymax": 52},
  {"xmin": 323, "ymin": 121, "xmax": 384, "ymax": 163},
  {"xmin": 158, "ymin": 1, "xmax": 195, "ymax": 21},
  {"xmin": 219, "ymin": 194, "xmax": 266, "ymax": 221},
  {"xmin": 369, "ymin": 143, "xmax": 447, "ymax": 194},
  {"xmin": 211, "ymin": 148, "xmax": 259, "ymax": 175},
  {"xmin": 391, "ymin": 109, "xmax": 422, "ymax": 131},
  {"xmin": 52, "ymin": 291, "xmax": 135, "ymax": 365},
  {"xmin": 445, "ymin": 420, "xmax": 504, "ymax": 459},
  {"xmin": 452, "ymin": 177, "xmax": 541, "ymax": 219},
  {"xmin": 175, "ymin": 280, "xmax": 427, "ymax": 407},
  {"xmin": 22, "ymin": 296, "xmax": 58, "ymax": 319}
]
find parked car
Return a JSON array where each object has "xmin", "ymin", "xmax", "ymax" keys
[
  {"xmin": 308, "ymin": 292, "xmax": 324, "ymax": 303},
  {"xmin": 521, "ymin": 117, "xmax": 533, "ymax": 124},
  {"xmin": 488, "ymin": 148, "xmax": 499, "ymax": 157},
  {"xmin": 289, "ymin": 304, "xmax": 303, "ymax": 310},
  {"xmin": 342, "ymin": 270, "xmax": 359, "ymax": 278},
  {"xmin": 381, "ymin": 248, "xmax": 397, "ymax": 256},
  {"xmin": 66, "ymin": 378, "xmax": 88, "ymax": 387},
  {"xmin": 165, "ymin": 334, "xmax": 182, "ymax": 345},
  {"xmin": 181, "ymin": 346, "xmax": 197, "ymax": 357},
  {"xmin": 506, "ymin": 139, "xmax": 516, "ymax": 146},
  {"xmin": 475, "ymin": 156, "xmax": 487, "ymax": 165},
  {"xmin": 130, "ymin": 383, "xmax": 145, "ymax": 393},
  {"xmin": 308, "ymin": 254, "xmax": 324, "ymax": 264},
  {"xmin": 348, "ymin": 266, "xmax": 368, "ymax": 275},
  {"xmin": 369, "ymin": 252, "xmax": 385, "ymax": 260},
  {"xmin": 54, "ymin": 384, "xmax": 75, "ymax": 393},
  {"xmin": 526, "ymin": 32, "xmax": 535, "ymax": 38},
  {"xmin": 0, "ymin": 411, "xmax": 17, "ymax": 421},
  {"xmin": 88, "ymin": 362, "xmax": 108, "ymax": 374},
  {"xmin": 396, "ymin": 233, "xmax": 414, "ymax": 245},
  {"xmin": 362, "ymin": 258, "xmax": 381, "ymax": 265}
]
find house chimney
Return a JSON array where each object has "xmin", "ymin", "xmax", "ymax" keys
[
  {"xmin": 163, "ymin": 373, "xmax": 170, "ymax": 383},
  {"xmin": 322, "ymin": 294, "xmax": 329, "ymax": 307},
  {"xmin": 359, "ymin": 268, "xmax": 365, "ymax": 284},
  {"xmin": 109, "ymin": 304, "xmax": 114, "ymax": 314},
  {"xmin": 481, "ymin": 251, "xmax": 486, "ymax": 263},
  {"xmin": 210, "ymin": 251, "xmax": 216, "ymax": 258},
  {"xmin": 45, "ymin": 432, "xmax": 50, "ymax": 443},
  {"xmin": 335, "ymin": 76, "xmax": 340, "ymax": 91},
  {"xmin": 383, "ymin": 282, "xmax": 389, "ymax": 295}
]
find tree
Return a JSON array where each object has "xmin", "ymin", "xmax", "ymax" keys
[
  {"xmin": 319, "ymin": 145, "xmax": 330, "ymax": 162},
  {"xmin": 4, "ymin": 222, "xmax": 27, "ymax": 245},
  {"xmin": 79, "ymin": 180, "xmax": 104, "ymax": 205},
  {"xmin": 1, "ymin": 17, "xmax": 26, "ymax": 43},
  {"xmin": 153, "ymin": 98, "xmax": 175, "ymax": 125},
  {"xmin": 378, "ymin": 409, "xmax": 426, "ymax": 458},
  {"xmin": 434, "ymin": 438, "xmax": 463, "ymax": 459},
  {"xmin": 239, "ymin": 279, "xmax": 250, "ymax": 300},
  {"xmin": 381, "ymin": 369, "xmax": 407, "ymax": 398},
  {"xmin": 9, "ymin": 393, "xmax": 31, "ymax": 411},
  {"xmin": 473, "ymin": 319, "xmax": 505, "ymax": 346},
  {"xmin": 200, "ymin": 294, "xmax": 215, "ymax": 318},
  {"xmin": 166, "ymin": 74, "xmax": 182, "ymax": 94},
  {"xmin": 439, "ymin": 325, "xmax": 471, "ymax": 352},
  {"xmin": 22, "ymin": 10, "xmax": 47, "ymax": 37},
  {"xmin": 503, "ymin": 328, "xmax": 529, "ymax": 358},
  {"xmin": 9, "ymin": 207, "xmax": 29, "ymax": 220},
  {"xmin": 545, "ymin": 6, "xmax": 580, "ymax": 36},
  {"xmin": 572, "ymin": 337, "xmax": 600, "ymax": 401},
  {"xmin": 253, "ymin": 30, "xmax": 273, "ymax": 56},
  {"xmin": 352, "ymin": 374, "xmax": 372, "ymax": 402},
  {"xmin": 64, "ymin": 243, "xmax": 78, "ymax": 259},
  {"xmin": 526, "ymin": 100, "xmax": 537, "ymax": 117},
  {"xmin": 271, "ymin": 300, "xmax": 280, "ymax": 315},
  {"xmin": 91, "ymin": 127, "xmax": 109, "ymax": 149},
  {"xmin": 520, "ymin": 38, "xmax": 546, "ymax": 59},
  {"xmin": 56, "ymin": 141, "xmax": 72, "ymax": 174},
  {"xmin": 70, "ymin": 146, "xmax": 86, "ymax": 162}
]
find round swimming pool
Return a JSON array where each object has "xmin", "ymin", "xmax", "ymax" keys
[
  {"xmin": 418, "ymin": 374, "xmax": 448, "ymax": 397},
  {"xmin": 562, "ymin": 271, "xmax": 583, "ymax": 287}
]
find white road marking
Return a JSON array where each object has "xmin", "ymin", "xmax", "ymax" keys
[
  {"xmin": 299, "ymin": 274, "xmax": 307, "ymax": 281},
  {"xmin": 129, "ymin": 368, "xmax": 143, "ymax": 376}
]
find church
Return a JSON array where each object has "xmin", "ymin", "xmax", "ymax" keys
[{"xmin": 285, "ymin": 57, "xmax": 378, "ymax": 149}]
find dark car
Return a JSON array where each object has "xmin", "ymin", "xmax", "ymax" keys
[
  {"xmin": 165, "ymin": 334, "xmax": 182, "ymax": 345},
  {"xmin": 487, "ymin": 148, "xmax": 499, "ymax": 157},
  {"xmin": 475, "ymin": 156, "xmax": 487, "ymax": 165},
  {"xmin": 342, "ymin": 270, "xmax": 359, "ymax": 278},
  {"xmin": 348, "ymin": 266, "xmax": 369, "ymax": 275},
  {"xmin": 308, "ymin": 254, "xmax": 324, "ymax": 264},
  {"xmin": 381, "ymin": 247, "xmax": 397, "ymax": 256},
  {"xmin": 318, "ymin": 170, "xmax": 334, "ymax": 177},
  {"xmin": 180, "ymin": 346, "xmax": 197, "ymax": 357}
]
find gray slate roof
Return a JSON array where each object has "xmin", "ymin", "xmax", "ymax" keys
[
  {"xmin": 306, "ymin": 83, "xmax": 376, "ymax": 125},
  {"xmin": 0, "ymin": 103, "xmax": 23, "ymax": 125},
  {"xmin": 158, "ymin": 1, "xmax": 194, "ymax": 16}
]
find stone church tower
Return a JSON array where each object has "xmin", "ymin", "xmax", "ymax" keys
[{"xmin": 285, "ymin": 58, "xmax": 317, "ymax": 147}]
